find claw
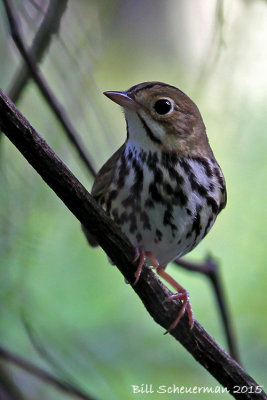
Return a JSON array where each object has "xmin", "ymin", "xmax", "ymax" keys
[
  {"xmin": 164, "ymin": 290, "xmax": 194, "ymax": 334},
  {"xmin": 156, "ymin": 267, "xmax": 194, "ymax": 332}
]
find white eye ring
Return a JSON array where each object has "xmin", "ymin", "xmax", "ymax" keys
[{"xmin": 153, "ymin": 98, "xmax": 175, "ymax": 115}]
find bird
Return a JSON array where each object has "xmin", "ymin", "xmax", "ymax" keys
[{"xmin": 84, "ymin": 81, "xmax": 226, "ymax": 331}]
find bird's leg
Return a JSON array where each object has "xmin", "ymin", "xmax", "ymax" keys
[
  {"xmin": 156, "ymin": 267, "xmax": 194, "ymax": 331},
  {"xmin": 133, "ymin": 248, "xmax": 145, "ymax": 285},
  {"xmin": 133, "ymin": 249, "xmax": 193, "ymax": 331},
  {"xmin": 144, "ymin": 251, "xmax": 159, "ymax": 269},
  {"xmin": 174, "ymin": 256, "xmax": 240, "ymax": 363},
  {"xmin": 133, "ymin": 248, "xmax": 159, "ymax": 286}
]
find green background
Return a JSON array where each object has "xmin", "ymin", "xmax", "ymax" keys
[{"xmin": 0, "ymin": 1, "xmax": 266, "ymax": 399}]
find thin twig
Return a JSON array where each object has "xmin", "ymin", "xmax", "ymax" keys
[
  {"xmin": 8, "ymin": 0, "xmax": 68, "ymax": 103},
  {"xmin": 0, "ymin": 89, "xmax": 266, "ymax": 400},
  {"xmin": 2, "ymin": 0, "xmax": 96, "ymax": 176},
  {"xmin": 22, "ymin": 312, "xmax": 90, "ymax": 396},
  {"xmin": 175, "ymin": 255, "xmax": 240, "ymax": 363},
  {"xmin": 0, "ymin": 363, "xmax": 26, "ymax": 400},
  {"xmin": 0, "ymin": 345, "xmax": 99, "ymax": 400}
]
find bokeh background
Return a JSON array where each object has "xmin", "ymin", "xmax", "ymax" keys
[{"xmin": 0, "ymin": 0, "xmax": 266, "ymax": 399}]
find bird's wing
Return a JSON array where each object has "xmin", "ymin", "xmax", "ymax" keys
[
  {"xmin": 83, "ymin": 144, "xmax": 125, "ymax": 247},
  {"xmin": 219, "ymin": 186, "xmax": 227, "ymax": 212},
  {"xmin": 91, "ymin": 143, "xmax": 125, "ymax": 200},
  {"xmin": 218, "ymin": 172, "xmax": 227, "ymax": 213}
]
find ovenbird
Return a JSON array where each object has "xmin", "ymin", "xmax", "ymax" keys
[{"xmin": 85, "ymin": 81, "xmax": 226, "ymax": 330}]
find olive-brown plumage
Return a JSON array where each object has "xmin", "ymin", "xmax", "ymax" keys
[{"xmin": 85, "ymin": 82, "xmax": 226, "ymax": 330}]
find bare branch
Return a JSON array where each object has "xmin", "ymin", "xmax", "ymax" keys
[
  {"xmin": 0, "ymin": 89, "xmax": 265, "ymax": 400},
  {"xmin": 0, "ymin": 345, "xmax": 98, "ymax": 400},
  {"xmin": 22, "ymin": 312, "xmax": 90, "ymax": 396},
  {"xmin": 2, "ymin": 0, "xmax": 96, "ymax": 176},
  {"xmin": 8, "ymin": 0, "xmax": 68, "ymax": 103},
  {"xmin": 0, "ymin": 363, "xmax": 26, "ymax": 400},
  {"xmin": 175, "ymin": 256, "xmax": 240, "ymax": 363}
]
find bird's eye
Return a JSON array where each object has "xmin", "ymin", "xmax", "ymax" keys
[{"xmin": 153, "ymin": 98, "xmax": 173, "ymax": 115}]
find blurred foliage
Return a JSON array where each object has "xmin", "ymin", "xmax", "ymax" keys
[{"xmin": 0, "ymin": 0, "xmax": 267, "ymax": 399}]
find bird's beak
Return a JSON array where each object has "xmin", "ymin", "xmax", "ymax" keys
[{"xmin": 104, "ymin": 91, "xmax": 139, "ymax": 110}]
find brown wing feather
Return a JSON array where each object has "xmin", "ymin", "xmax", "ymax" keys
[
  {"xmin": 219, "ymin": 186, "xmax": 227, "ymax": 212},
  {"xmin": 217, "ymin": 168, "xmax": 227, "ymax": 213},
  {"xmin": 91, "ymin": 144, "xmax": 125, "ymax": 200},
  {"xmin": 83, "ymin": 144, "xmax": 125, "ymax": 247}
]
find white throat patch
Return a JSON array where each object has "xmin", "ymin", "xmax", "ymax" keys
[{"xmin": 124, "ymin": 109, "xmax": 165, "ymax": 150}]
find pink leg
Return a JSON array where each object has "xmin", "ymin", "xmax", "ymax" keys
[
  {"xmin": 133, "ymin": 248, "xmax": 145, "ymax": 285},
  {"xmin": 144, "ymin": 251, "xmax": 159, "ymax": 269},
  {"xmin": 156, "ymin": 267, "xmax": 194, "ymax": 331},
  {"xmin": 133, "ymin": 248, "xmax": 159, "ymax": 286},
  {"xmin": 133, "ymin": 250, "xmax": 194, "ymax": 330}
]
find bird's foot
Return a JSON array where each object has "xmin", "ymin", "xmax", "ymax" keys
[
  {"xmin": 133, "ymin": 251, "xmax": 194, "ymax": 330},
  {"xmin": 133, "ymin": 248, "xmax": 159, "ymax": 286},
  {"xmin": 164, "ymin": 288, "xmax": 194, "ymax": 333},
  {"xmin": 156, "ymin": 267, "xmax": 194, "ymax": 332}
]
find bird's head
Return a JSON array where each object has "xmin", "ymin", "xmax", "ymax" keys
[{"xmin": 104, "ymin": 81, "xmax": 212, "ymax": 157}]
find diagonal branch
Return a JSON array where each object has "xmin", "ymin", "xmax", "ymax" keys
[
  {"xmin": 8, "ymin": 0, "xmax": 68, "ymax": 103},
  {"xmin": 0, "ymin": 345, "xmax": 98, "ymax": 400},
  {"xmin": 0, "ymin": 362, "xmax": 26, "ymax": 400},
  {"xmin": 2, "ymin": 0, "xmax": 95, "ymax": 176},
  {"xmin": 0, "ymin": 90, "xmax": 265, "ymax": 399},
  {"xmin": 174, "ymin": 256, "xmax": 240, "ymax": 363},
  {"xmin": 21, "ymin": 312, "xmax": 92, "ymax": 397}
]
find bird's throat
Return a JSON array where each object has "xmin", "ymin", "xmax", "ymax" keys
[{"xmin": 125, "ymin": 109, "xmax": 164, "ymax": 151}]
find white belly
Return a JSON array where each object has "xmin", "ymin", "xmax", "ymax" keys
[{"xmin": 104, "ymin": 151, "xmax": 220, "ymax": 267}]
